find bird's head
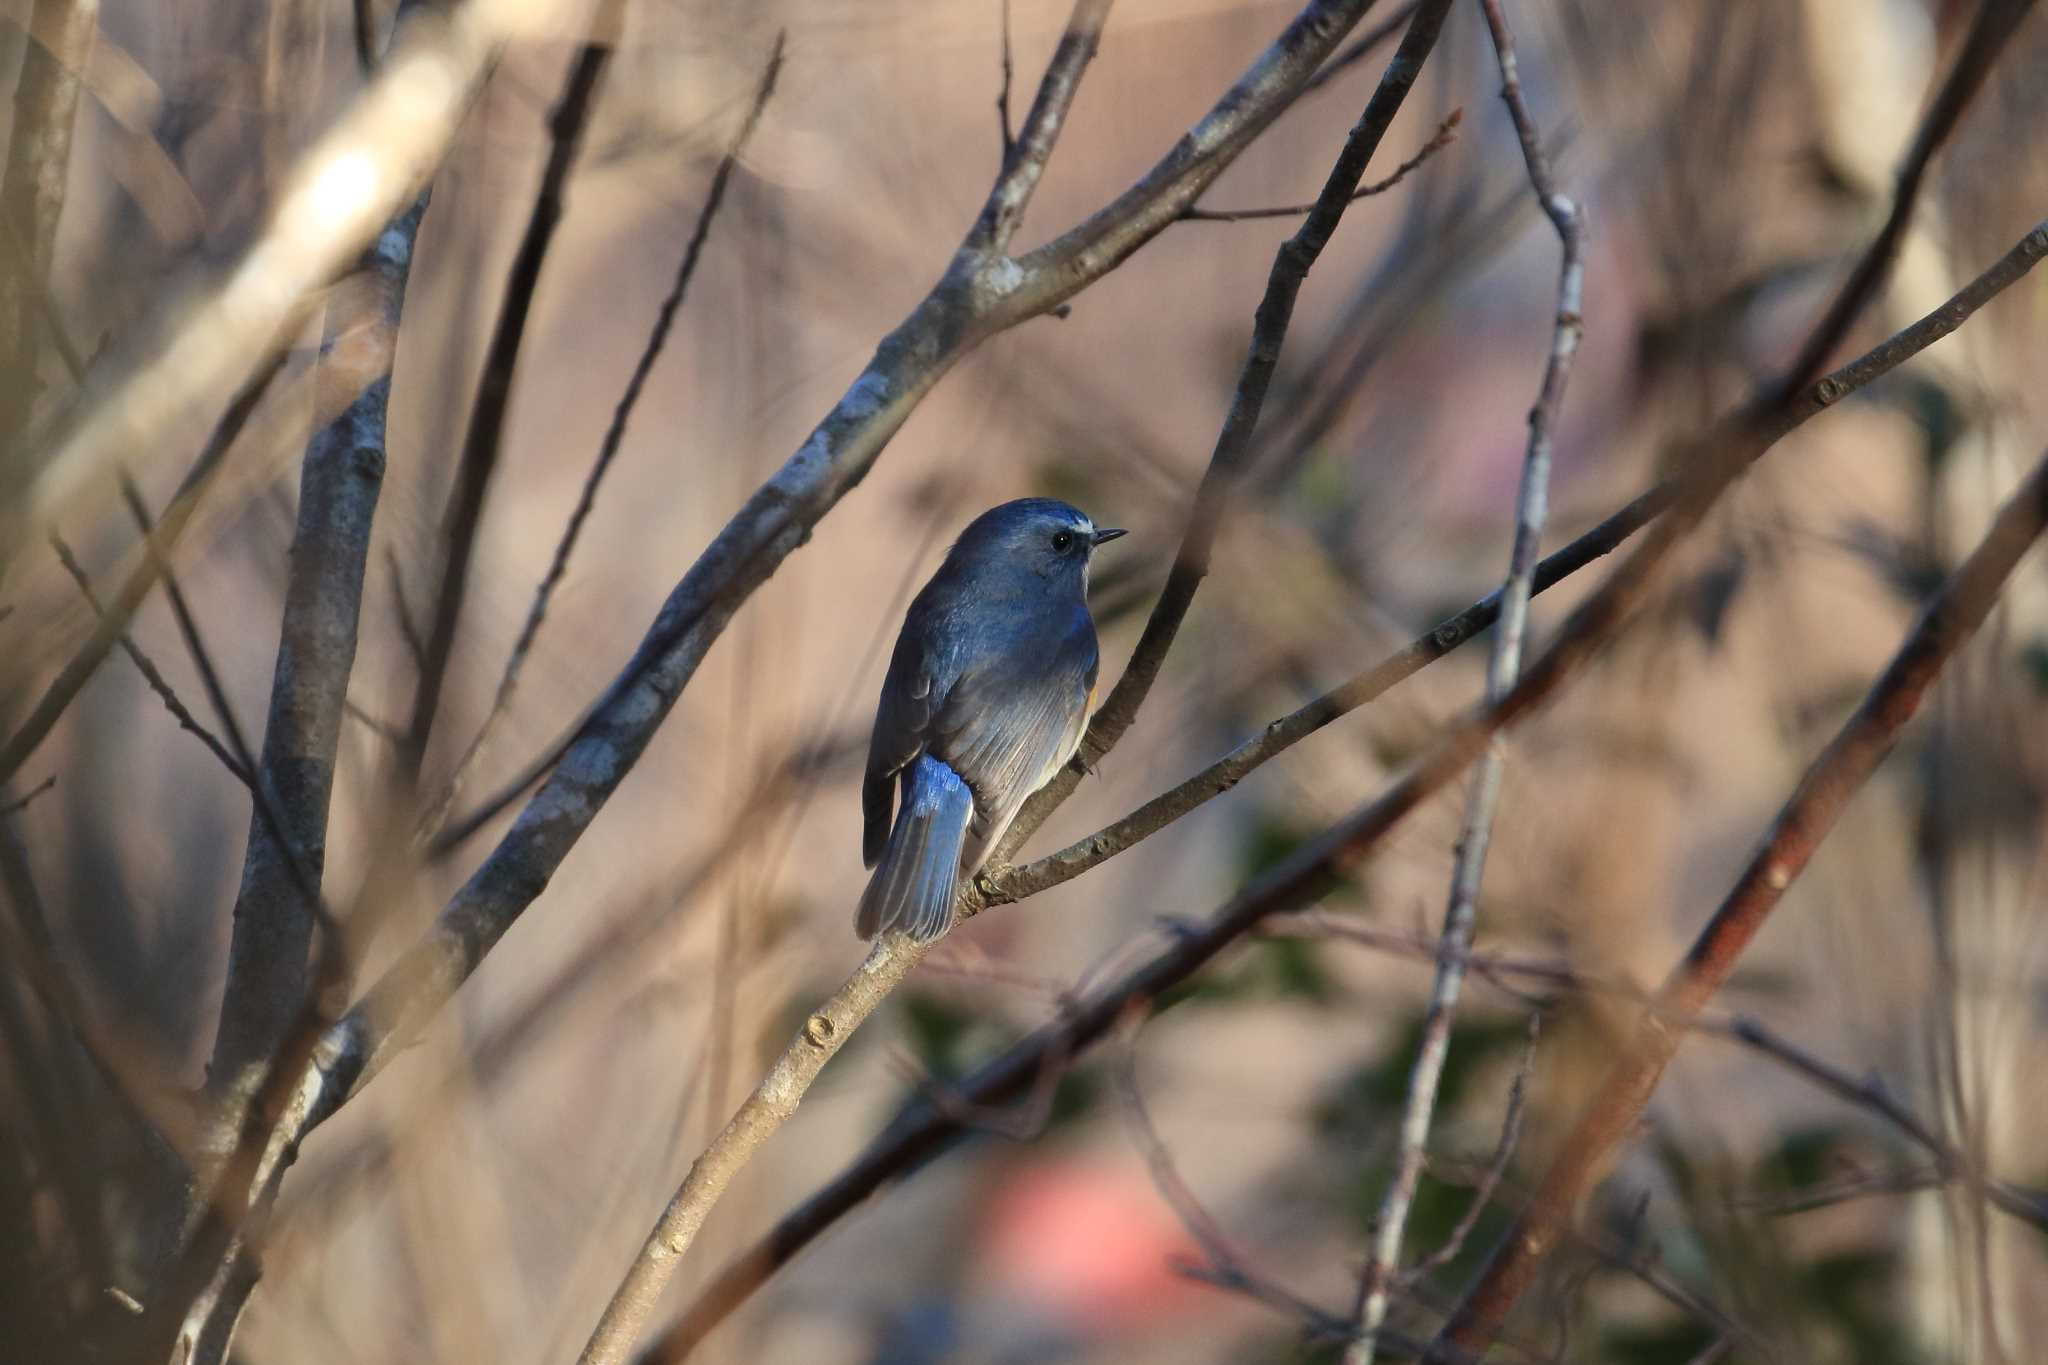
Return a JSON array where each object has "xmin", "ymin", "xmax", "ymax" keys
[{"xmin": 951, "ymin": 497, "xmax": 1126, "ymax": 589}]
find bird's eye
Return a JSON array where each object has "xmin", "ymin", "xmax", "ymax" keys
[{"xmin": 1051, "ymin": 530, "xmax": 1075, "ymax": 553}]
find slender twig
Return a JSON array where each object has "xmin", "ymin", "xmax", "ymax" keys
[
  {"xmin": 1403, "ymin": 1014, "xmax": 1538, "ymax": 1286},
  {"xmin": 0, "ymin": 355, "xmax": 285, "ymax": 786},
  {"xmin": 583, "ymin": 10, "xmax": 1461, "ymax": 1363},
  {"xmin": 651, "ymin": 208, "xmax": 2048, "ymax": 1362},
  {"xmin": 402, "ymin": 8, "xmax": 620, "ymax": 780},
  {"xmin": 46, "ymin": 533, "xmax": 251, "ymax": 787},
  {"xmin": 1181, "ymin": 108, "xmax": 1460, "ymax": 221},
  {"xmin": 424, "ymin": 33, "xmax": 783, "ymax": 837},
  {"xmin": 1347, "ymin": 6, "xmax": 1581, "ymax": 1359},
  {"xmin": 1439, "ymin": 440, "xmax": 2048, "ymax": 1353}
]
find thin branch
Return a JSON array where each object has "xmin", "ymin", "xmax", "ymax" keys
[
  {"xmin": 46, "ymin": 533, "xmax": 252, "ymax": 787},
  {"xmin": 1403, "ymin": 1014, "xmax": 1537, "ymax": 1286},
  {"xmin": 0, "ymin": 352, "xmax": 287, "ymax": 786},
  {"xmin": 1439, "ymin": 440, "xmax": 2048, "ymax": 1353},
  {"xmin": 971, "ymin": 0, "xmax": 1114, "ymax": 254},
  {"xmin": 424, "ymin": 32, "xmax": 783, "ymax": 836},
  {"xmin": 1718, "ymin": 1016, "xmax": 2048, "ymax": 1230},
  {"xmin": 996, "ymin": 0, "xmax": 1016, "ymax": 158},
  {"xmin": 1180, "ymin": 107, "xmax": 1460, "ymax": 221},
  {"xmin": 1349, "ymin": 5, "xmax": 1583, "ymax": 1359},
  {"xmin": 401, "ymin": 8, "xmax": 621, "ymax": 780},
  {"xmin": 653, "ymin": 205, "xmax": 2048, "ymax": 1362},
  {"xmin": 204, "ymin": 189, "xmax": 428, "ymax": 1111}
]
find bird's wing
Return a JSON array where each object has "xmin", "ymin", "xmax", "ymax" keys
[
  {"xmin": 931, "ymin": 620, "xmax": 1098, "ymax": 871},
  {"xmin": 862, "ymin": 620, "xmax": 940, "ymax": 868}
]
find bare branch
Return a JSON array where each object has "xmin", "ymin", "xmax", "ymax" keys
[
  {"xmin": 1439, "ymin": 439, "xmax": 2048, "ymax": 1353},
  {"xmin": 1180, "ymin": 107, "xmax": 1460, "ymax": 221},
  {"xmin": 47, "ymin": 533, "xmax": 251, "ymax": 788},
  {"xmin": 0, "ymin": 354, "xmax": 286, "ymax": 787},
  {"xmin": 401, "ymin": 8, "xmax": 622, "ymax": 780},
  {"xmin": 203, "ymin": 189, "xmax": 428, "ymax": 1111},
  {"xmin": 1403, "ymin": 1014, "xmax": 1537, "ymax": 1286},
  {"xmin": 426, "ymin": 32, "xmax": 785, "ymax": 835},
  {"xmin": 971, "ymin": 0, "xmax": 1113, "ymax": 254},
  {"xmin": 1349, "ymin": 5, "xmax": 1583, "ymax": 1358}
]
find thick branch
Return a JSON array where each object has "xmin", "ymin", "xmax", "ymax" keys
[
  {"xmin": 425, "ymin": 32, "xmax": 784, "ymax": 834},
  {"xmin": 1438, "ymin": 440, "xmax": 2048, "ymax": 1353},
  {"xmin": 206, "ymin": 195, "xmax": 427, "ymax": 1105}
]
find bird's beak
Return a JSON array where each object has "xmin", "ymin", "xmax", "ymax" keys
[{"xmin": 1091, "ymin": 527, "xmax": 1128, "ymax": 546}]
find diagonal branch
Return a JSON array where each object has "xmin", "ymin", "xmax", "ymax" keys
[
  {"xmin": 46, "ymin": 532, "xmax": 251, "ymax": 788},
  {"xmin": 1348, "ymin": 5, "xmax": 1582, "ymax": 1359},
  {"xmin": 204, "ymin": 191, "xmax": 429, "ymax": 1112},
  {"xmin": 1437, "ymin": 439, "xmax": 2048, "ymax": 1354}
]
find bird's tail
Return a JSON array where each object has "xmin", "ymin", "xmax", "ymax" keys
[{"xmin": 856, "ymin": 755, "xmax": 973, "ymax": 941}]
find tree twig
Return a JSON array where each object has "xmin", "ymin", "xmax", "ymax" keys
[
  {"xmin": 1180, "ymin": 108, "xmax": 1460, "ymax": 222},
  {"xmin": 1348, "ymin": 5, "xmax": 1581, "ymax": 1358},
  {"xmin": 1437, "ymin": 439, "xmax": 2048, "ymax": 1353},
  {"xmin": 46, "ymin": 533, "xmax": 251, "ymax": 788},
  {"xmin": 401, "ymin": 6, "xmax": 621, "ymax": 781},
  {"xmin": 424, "ymin": 32, "xmax": 784, "ymax": 837},
  {"xmin": 0, "ymin": 355, "xmax": 285, "ymax": 786}
]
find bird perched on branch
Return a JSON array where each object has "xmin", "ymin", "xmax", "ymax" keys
[{"xmin": 858, "ymin": 498, "xmax": 1127, "ymax": 941}]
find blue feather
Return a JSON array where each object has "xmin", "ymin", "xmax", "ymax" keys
[{"xmin": 856, "ymin": 755, "xmax": 975, "ymax": 941}]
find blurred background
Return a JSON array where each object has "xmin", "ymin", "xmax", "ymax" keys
[{"xmin": 3, "ymin": 1, "xmax": 2047, "ymax": 1362}]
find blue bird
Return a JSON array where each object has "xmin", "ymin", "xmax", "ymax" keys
[{"xmin": 858, "ymin": 498, "xmax": 1127, "ymax": 941}]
